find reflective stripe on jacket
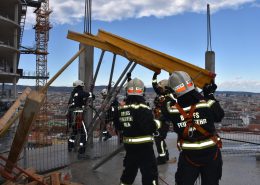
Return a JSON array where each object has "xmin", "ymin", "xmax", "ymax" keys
[
  {"xmin": 123, "ymin": 135, "xmax": 154, "ymax": 144},
  {"xmin": 178, "ymin": 137, "xmax": 221, "ymax": 150}
]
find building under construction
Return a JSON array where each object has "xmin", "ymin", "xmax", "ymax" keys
[{"xmin": 0, "ymin": 1, "xmax": 260, "ymax": 185}]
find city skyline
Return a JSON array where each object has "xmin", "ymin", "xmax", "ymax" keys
[{"xmin": 18, "ymin": 0, "xmax": 260, "ymax": 92}]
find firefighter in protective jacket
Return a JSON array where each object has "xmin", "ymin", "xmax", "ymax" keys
[
  {"xmin": 161, "ymin": 71, "xmax": 224, "ymax": 185},
  {"xmin": 152, "ymin": 72, "xmax": 171, "ymax": 165},
  {"xmin": 114, "ymin": 77, "xmax": 161, "ymax": 185},
  {"xmin": 67, "ymin": 80, "xmax": 95, "ymax": 154}
]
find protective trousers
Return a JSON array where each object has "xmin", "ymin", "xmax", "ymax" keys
[
  {"xmin": 154, "ymin": 120, "xmax": 169, "ymax": 160},
  {"xmin": 68, "ymin": 111, "xmax": 87, "ymax": 153},
  {"xmin": 120, "ymin": 146, "xmax": 158, "ymax": 185},
  {"xmin": 175, "ymin": 150, "xmax": 222, "ymax": 185}
]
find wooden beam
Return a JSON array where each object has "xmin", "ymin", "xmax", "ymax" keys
[
  {"xmin": 67, "ymin": 31, "xmax": 161, "ymax": 73},
  {"xmin": 51, "ymin": 172, "xmax": 61, "ymax": 185},
  {"xmin": 5, "ymin": 91, "xmax": 46, "ymax": 172},
  {"xmin": 2, "ymin": 48, "xmax": 85, "ymax": 173},
  {"xmin": 0, "ymin": 87, "xmax": 31, "ymax": 135},
  {"xmin": 97, "ymin": 29, "xmax": 215, "ymax": 88}
]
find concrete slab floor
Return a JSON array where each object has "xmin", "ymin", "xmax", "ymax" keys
[{"xmin": 66, "ymin": 133, "xmax": 260, "ymax": 185}]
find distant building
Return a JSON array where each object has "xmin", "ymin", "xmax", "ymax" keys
[{"xmin": 0, "ymin": 0, "xmax": 25, "ymax": 99}]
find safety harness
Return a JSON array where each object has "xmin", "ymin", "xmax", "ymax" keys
[{"xmin": 174, "ymin": 103, "xmax": 222, "ymax": 166}]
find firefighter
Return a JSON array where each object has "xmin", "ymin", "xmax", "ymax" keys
[
  {"xmin": 114, "ymin": 77, "xmax": 161, "ymax": 185},
  {"xmin": 152, "ymin": 72, "xmax": 171, "ymax": 165},
  {"xmin": 67, "ymin": 80, "xmax": 95, "ymax": 154},
  {"xmin": 161, "ymin": 71, "xmax": 224, "ymax": 185},
  {"xmin": 100, "ymin": 88, "xmax": 119, "ymax": 141}
]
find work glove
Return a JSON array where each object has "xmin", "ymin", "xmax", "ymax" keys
[
  {"xmin": 203, "ymin": 81, "xmax": 217, "ymax": 99},
  {"xmin": 127, "ymin": 72, "xmax": 132, "ymax": 82},
  {"xmin": 153, "ymin": 71, "xmax": 160, "ymax": 80},
  {"xmin": 165, "ymin": 86, "xmax": 176, "ymax": 96},
  {"xmin": 127, "ymin": 72, "xmax": 131, "ymax": 78}
]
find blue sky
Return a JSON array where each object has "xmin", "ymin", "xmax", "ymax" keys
[{"xmin": 18, "ymin": 0, "xmax": 260, "ymax": 92}]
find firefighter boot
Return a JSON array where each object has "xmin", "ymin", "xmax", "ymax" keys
[
  {"xmin": 78, "ymin": 146, "xmax": 85, "ymax": 154},
  {"xmin": 166, "ymin": 150, "xmax": 169, "ymax": 161},
  {"xmin": 68, "ymin": 140, "xmax": 75, "ymax": 152},
  {"xmin": 103, "ymin": 132, "xmax": 112, "ymax": 141},
  {"xmin": 157, "ymin": 156, "xmax": 167, "ymax": 165},
  {"xmin": 78, "ymin": 142, "xmax": 86, "ymax": 154}
]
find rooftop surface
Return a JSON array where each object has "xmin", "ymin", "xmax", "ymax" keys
[{"xmin": 66, "ymin": 133, "xmax": 260, "ymax": 185}]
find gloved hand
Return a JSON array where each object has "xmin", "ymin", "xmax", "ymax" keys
[
  {"xmin": 127, "ymin": 72, "xmax": 132, "ymax": 82},
  {"xmin": 153, "ymin": 71, "xmax": 160, "ymax": 80},
  {"xmin": 203, "ymin": 81, "xmax": 217, "ymax": 99},
  {"xmin": 164, "ymin": 94, "xmax": 176, "ymax": 107},
  {"xmin": 91, "ymin": 94, "xmax": 95, "ymax": 100},
  {"xmin": 127, "ymin": 72, "xmax": 131, "ymax": 78},
  {"xmin": 165, "ymin": 86, "xmax": 175, "ymax": 95}
]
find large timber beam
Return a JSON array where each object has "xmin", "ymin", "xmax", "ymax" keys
[
  {"xmin": 0, "ymin": 87, "xmax": 31, "ymax": 136},
  {"xmin": 4, "ymin": 48, "xmax": 86, "ymax": 172},
  {"xmin": 67, "ymin": 31, "xmax": 161, "ymax": 73},
  {"xmin": 5, "ymin": 91, "xmax": 46, "ymax": 172},
  {"xmin": 97, "ymin": 29, "xmax": 215, "ymax": 89}
]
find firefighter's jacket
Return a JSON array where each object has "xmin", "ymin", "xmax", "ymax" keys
[
  {"xmin": 161, "ymin": 95, "xmax": 224, "ymax": 164},
  {"xmin": 114, "ymin": 98, "xmax": 161, "ymax": 150},
  {"xmin": 68, "ymin": 86, "xmax": 92, "ymax": 109}
]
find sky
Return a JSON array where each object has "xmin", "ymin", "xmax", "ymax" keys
[{"xmin": 18, "ymin": 0, "xmax": 260, "ymax": 93}]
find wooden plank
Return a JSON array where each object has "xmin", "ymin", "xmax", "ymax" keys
[
  {"xmin": 16, "ymin": 167, "xmax": 36, "ymax": 182},
  {"xmin": 0, "ymin": 87, "xmax": 31, "ymax": 135},
  {"xmin": 97, "ymin": 29, "xmax": 216, "ymax": 88},
  {"xmin": 67, "ymin": 31, "xmax": 161, "ymax": 73},
  {"xmin": 50, "ymin": 172, "xmax": 61, "ymax": 185},
  {"xmin": 2, "ymin": 181, "xmax": 16, "ymax": 185},
  {"xmin": 5, "ymin": 91, "xmax": 46, "ymax": 172},
  {"xmin": 4, "ymin": 48, "xmax": 85, "ymax": 172},
  {"xmin": 26, "ymin": 181, "xmax": 38, "ymax": 185}
]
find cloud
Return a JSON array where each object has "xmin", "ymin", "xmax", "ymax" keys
[
  {"xmin": 218, "ymin": 80, "xmax": 260, "ymax": 93},
  {"xmin": 24, "ymin": 0, "xmax": 256, "ymax": 28}
]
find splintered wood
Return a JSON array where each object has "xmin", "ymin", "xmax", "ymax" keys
[{"xmin": 1, "ymin": 168, "xmax": 82, "ymax": 185}]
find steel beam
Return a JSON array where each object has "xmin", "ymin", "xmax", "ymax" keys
[
  {"xmin": 97, "ymin": 29, "xmax": 215, "ymax": 88},
  {"xmin": 67, "ymin": 31, "xmax": 160, "ymax": 73}
]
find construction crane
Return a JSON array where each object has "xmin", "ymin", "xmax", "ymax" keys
[
  {"xmin": 20, "ymin": 0, "xmax": 52, "ymax": 141},
  {"xmin": 34, "ymin": 0, "xmax": 52, "ymax": 89}
]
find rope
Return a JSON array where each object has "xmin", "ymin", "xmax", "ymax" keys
[
  {"xmin": 159, "ymin": 176, "xmax": 171, "ymax": 185},
  {"xmin": 221, "ymin": 138, "xmax": 260, "ymax": 145}
]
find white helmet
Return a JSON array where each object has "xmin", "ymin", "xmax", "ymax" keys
[
  {"xmin": 126, "ymin": 78, "xmax": 145, "ymax": 96},
  {"xmin": 101, "ymin": 88, "xmax": 108, "ymax": 97},
  {"xmin": 73, "ymin": 80, "xmax": 84, "ymax": 87},
  {"xmin": 158, "ymin": 79, "xmax": 168, "ymax": 93},
  {"xmin": 168, "ymin": 71, "xmax": 195, "ymax": 97}
]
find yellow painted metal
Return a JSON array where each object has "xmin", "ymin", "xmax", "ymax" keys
[
  {"xmin": 97, "ymin": 29, "xmax": 216, "ymax": 88},
  {"xmin": 67, "ymin": 31, "xmax": 161, "ymax": 73}
]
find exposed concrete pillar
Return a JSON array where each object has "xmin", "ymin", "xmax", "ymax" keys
[
  {"xmin": 78, "ymin": 44, "xmax": 94, "ymax": 144},
  {"xmin": 205, "ymin": 51, "xmax": 215, "ymax": 73},
  {"xmin": 256, "ymin": 153, "xmax": 260, "ymax": 161},
  {"xmin": 79, "ymin": 44, "xmax": 94, "ymax": 91}
]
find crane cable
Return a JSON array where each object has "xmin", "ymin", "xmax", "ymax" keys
[
  {"xmin": 207, "ymin": 4, "xmax": 212, "ymax": 51},
  {"xmin": 84, "ymin": 0, "xmax": 92, "ymax": 33}
]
